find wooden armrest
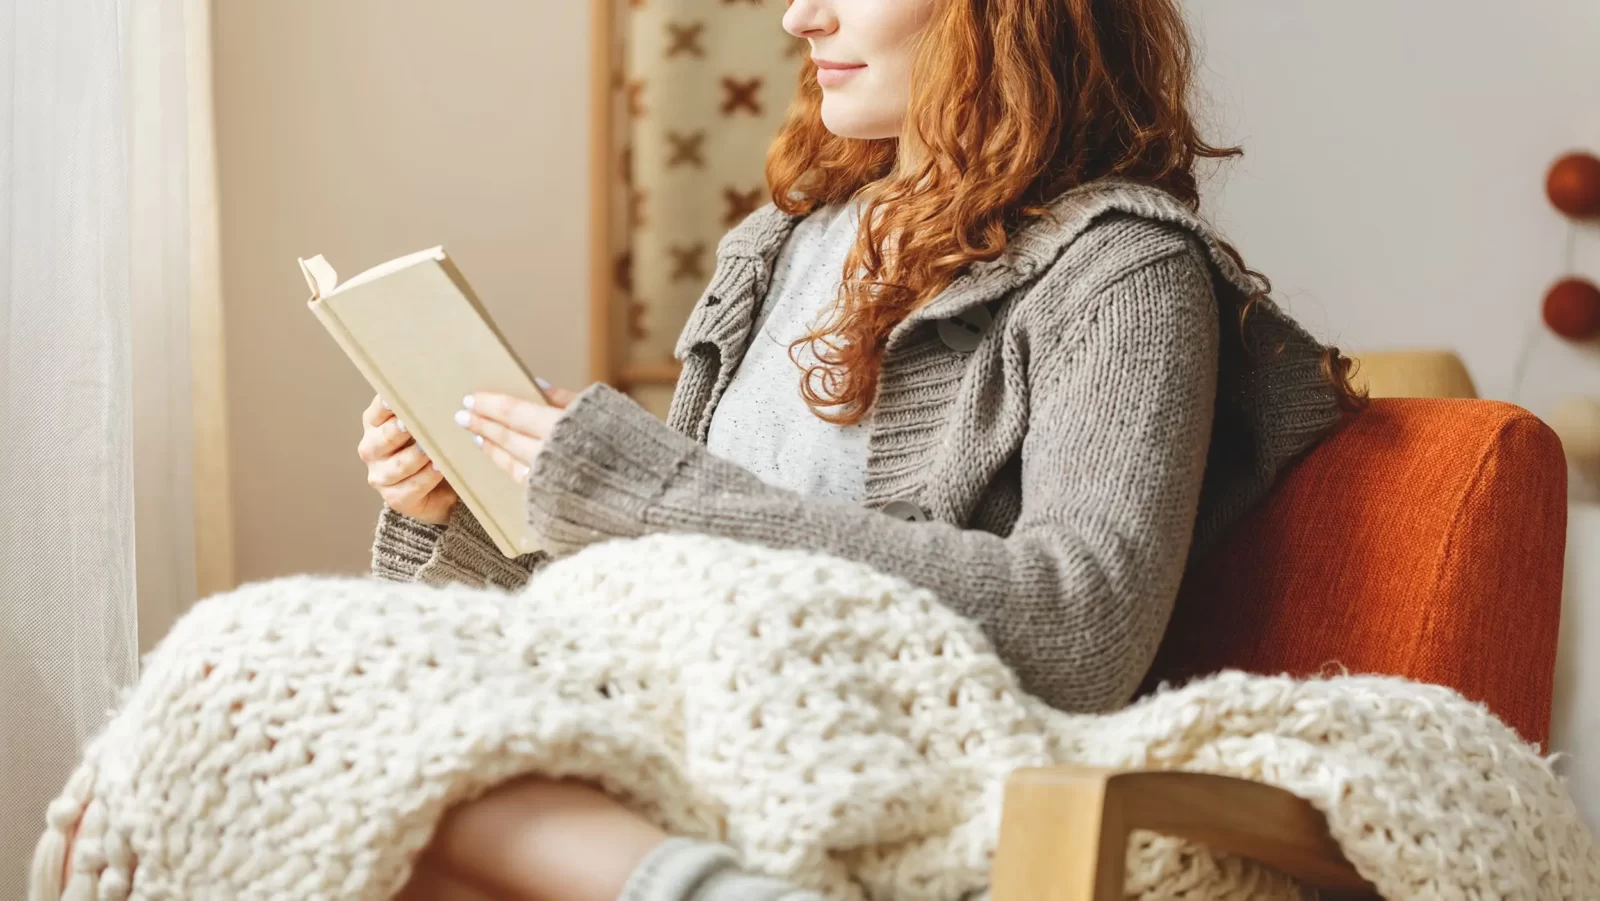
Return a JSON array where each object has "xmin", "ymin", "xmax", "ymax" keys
[{"xmin": 991, "ymin": 767, "xmax": 1379, "ymax": 901}]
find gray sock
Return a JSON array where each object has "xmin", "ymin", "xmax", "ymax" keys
[{"xmin": 619, "ymin": 838, "xmax": 825, "ymax": 901}]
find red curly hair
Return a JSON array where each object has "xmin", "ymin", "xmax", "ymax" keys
[{"xmin": 766, "ymin": 0, "xmax": 1362, "ymax": 423}]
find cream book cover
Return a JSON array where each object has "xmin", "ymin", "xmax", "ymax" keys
[{"xmin": 299, "ymin": 248, "xmax": 547, "ymax": 558}]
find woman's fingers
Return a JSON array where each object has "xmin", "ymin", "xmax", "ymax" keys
[
  {"xmin": 359, "ymin": 395, "xmax": 457, "ymax": 525},
  {"xmin": 369, "ymin": 442, "xmax": 432, "ymax": 489},
  {"xmin": 362, "ymin": 394, "xmax": 394, "ymax": 429},
  {"xmin": 537, "ymin": 382, "xmax": 578, "ymax": 409},
  {"xmin": 459, "ymin": 409, "xmax": 546, "ymax": 467},
  {"xmin": 477, "ymin": 432, "xmax": 538, "ymax": 485},
  {"xmin": 358, "ymin": 416, "xmax": 411, "ymax": 464},
  {"xmin": 457, "ymin": 389, "xmax": 578, "ymax": 483},
  {"xmin": 362, "ymin": 395, "xmax": 387, "ymax": 429},
  {"xmin": 383, "ymin": 466, "xmax": 457, "ymax": 527},
  {"xmin": 382, "ymin": 460, "xmax": 444, "ymax": 504},
  {"xmin": 465, "ymin": 393, "xmax": 564, "ymax": 442}
]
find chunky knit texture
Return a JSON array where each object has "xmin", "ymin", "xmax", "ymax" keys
[
  {"xmin": 372, "ymin": 180, "xmax": 1345, "ymax": 714},
  {"xmin": 31, "ymin": 534, "xmax": 1600, "ymax": 900}
]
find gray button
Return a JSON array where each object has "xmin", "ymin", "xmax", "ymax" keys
[
  {"xmin": 882, "ymin": 499, "xmax": 929, "ymax": 522},
  {"xmin": 937, "ymin": 304, "xmax": 993, "ymax": 352}
]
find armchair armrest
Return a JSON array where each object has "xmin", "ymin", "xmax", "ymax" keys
[{"xmin": 991, "ymin": 767, "xmax": 1379, "ymax": 901}]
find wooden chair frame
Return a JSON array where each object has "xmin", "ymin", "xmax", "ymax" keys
[{"xmin": 992, "ymin": 767, "xmax": 1379, "ymax": 900}]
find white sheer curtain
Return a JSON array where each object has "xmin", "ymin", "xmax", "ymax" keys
[{"xmin": 0, "ymin": 0, "xmax": 198, "ymax": 889}]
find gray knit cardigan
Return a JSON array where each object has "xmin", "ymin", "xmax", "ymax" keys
[{"xmin": 371, "ymin": 180, "xmax": 1344, "ymax": 712}]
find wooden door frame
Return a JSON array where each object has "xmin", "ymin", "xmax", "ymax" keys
[
  {"xmin": 588, "ymin": 0, "xmax": 617, "ymax": 387},
  {"xmin": 589, "ymin": 0, "xmax": 685, "ymax": 393}
]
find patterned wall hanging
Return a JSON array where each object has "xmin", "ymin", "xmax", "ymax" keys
[{"xmin": 592, "ymin": 0, "xmax": 805, "ymax": 414}]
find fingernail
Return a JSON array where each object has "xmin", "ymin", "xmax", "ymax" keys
[
  {"xmin": 454, "ymin": 410, "xmax": 470, "ymax": 427},
  {"xmin": 535, "ymin": 376, "xmax": 552, "ymax": 391},
  {"xmin": 462, "ymin": 395, "xmax": 475, "ymax": 410},
  {"xmin": 431, "ymin": 462, "xmax": 440, "ymax": 472},
  {"xmin": 474, "ymin": 434, "xmax": 484, "ymax": 447},
  {"xmin": 396, "ymin": 420, "xmax": 407, "ymax": 433},
  {"xmin": 381, "ymin": 399, "xmax": 390, "ymax": 410}
]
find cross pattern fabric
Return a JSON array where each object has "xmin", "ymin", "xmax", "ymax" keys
[{"xmin": 614, "ymin": 0, "xmax": 805, "ymax": 371}]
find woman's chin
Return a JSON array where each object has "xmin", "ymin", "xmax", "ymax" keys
[{"xmin": 819, "ymin": 101, "xmax": 898, "ymax": 141}]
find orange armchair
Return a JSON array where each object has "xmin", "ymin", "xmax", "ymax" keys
[{"xmin": 994, "ymin": 398, "xmax": 1569, "ymax": 899}]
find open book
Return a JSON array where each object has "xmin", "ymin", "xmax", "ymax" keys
[{"xmin": 300, "ymin": 248, "xmax": 549, "ymax": 558}]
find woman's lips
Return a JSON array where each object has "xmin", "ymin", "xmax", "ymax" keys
[{"xmin": 813, "ymin": 60, "xmax": 866, "ymax": 89}]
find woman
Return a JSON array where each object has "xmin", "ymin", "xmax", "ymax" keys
[
  {"xmin": 358, "ymin": 0, "xmax": 1358, "ymax": 896},
  {"xmin": 48, "ymin": 0, "xmax": 1358, "ymax": 899}
]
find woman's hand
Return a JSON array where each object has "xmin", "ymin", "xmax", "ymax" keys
[
  {"xmin": 456, "ymin": 382, "xmax": 578, "ymax": 486},
  {"xmin": 359, "ymin": 394, "xmax": 459, "ymax": 526}
]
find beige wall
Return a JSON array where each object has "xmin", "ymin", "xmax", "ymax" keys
[
  {"xmin": 213, "ymin": 0, "xmax": 591, "ymax": 582},
  {"xmin": 1187, "ymin": 1, "xmax": 1600, "ymax": 413}
]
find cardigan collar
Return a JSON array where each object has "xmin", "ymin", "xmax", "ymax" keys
[
  {"xmin": 706, "ymin": 179, "xmax": 1268, "ymax": 328},
  {"xmin": 676, "ymin": 181, "xmax": 1336, "ymax": 467}
]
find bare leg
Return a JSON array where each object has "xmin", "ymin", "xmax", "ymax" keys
[
  {"xmin": 421, "ymin": 777, "xmax": 668, "ymax": 901},
  {"xmin": 397, "ymin": 860, "xmax": 506, "ymax": 901}
]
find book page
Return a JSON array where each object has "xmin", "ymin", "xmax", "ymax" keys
[
  {"xmin": 298, "ymin": 255, "xmax": 339, "ymax": 299},
  {"xmin": 333, "ymin": 246, "xmax": 447, "ymax": 295}
]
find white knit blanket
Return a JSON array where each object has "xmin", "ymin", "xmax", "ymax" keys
[{"xmin": 31, "ymin": 534, "xmax": 1600, "ymax": 900}]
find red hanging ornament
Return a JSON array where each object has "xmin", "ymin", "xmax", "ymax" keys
[
  {"xmin": 1547, "ymin": 152, "xmax": 1600, "ymax": 218},
  {"xmin": 1543, "ymin": 277, "xmax": 1600, "ymax": 340}
]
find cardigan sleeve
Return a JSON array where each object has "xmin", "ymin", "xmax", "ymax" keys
[
  {"xmin": 519, "ymin": 244, "xmax": 1219, "ymax": 712},
  {"xmin": 370, "ymin": 503, "xmax": 545, "ymax": 591}
]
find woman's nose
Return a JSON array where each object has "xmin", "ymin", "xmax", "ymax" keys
[{"xmin": 782, "ymin": 0, "xmax": 837, "ymax": 40}]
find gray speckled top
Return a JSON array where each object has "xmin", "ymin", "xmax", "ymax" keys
[{"xmin": 703, "ymin": 201, "xmax": 870, "ymax": 502}]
